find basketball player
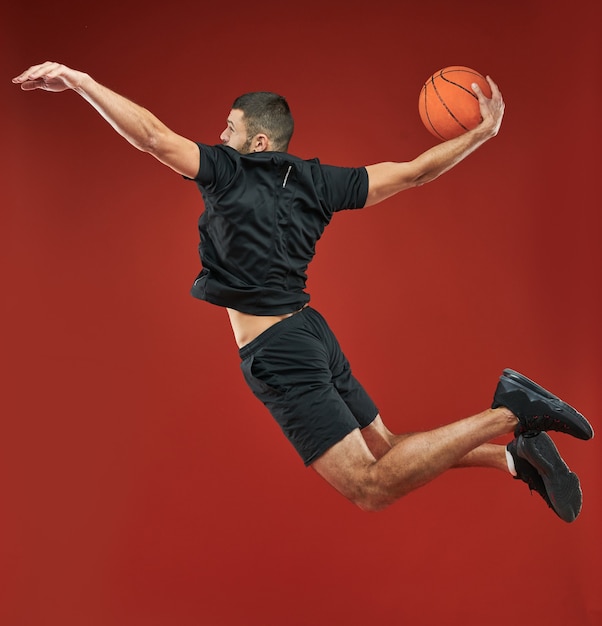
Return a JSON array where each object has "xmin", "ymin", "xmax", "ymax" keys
[{"xmin": 13, "ymin": 61, "xmax": 594, "ymax": 523}]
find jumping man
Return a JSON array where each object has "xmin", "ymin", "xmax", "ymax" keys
[{"xmin": 13, "ymin": 61, "xmax": 594, "ymax": 523}]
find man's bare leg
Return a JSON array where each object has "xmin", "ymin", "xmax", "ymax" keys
[
  {"xmin": 361, "ymin": 415, "xmax": 508, "ymax": 471},
  {"xmin": 311, "ymin": 408, "xmax": 517, "ymax": 511}
]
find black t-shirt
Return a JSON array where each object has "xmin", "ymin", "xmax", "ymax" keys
[{"xmin": 188, "ymin": 143, "xmax": 369, "ymax": 315}]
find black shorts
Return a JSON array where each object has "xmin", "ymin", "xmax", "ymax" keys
[{"xmin": 239, "ymin": 307, "xmax": 379, "ymax": 466}]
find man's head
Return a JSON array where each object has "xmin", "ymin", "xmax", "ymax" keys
[{"xmin": 220, "ymin": 92, "xmax": 294, "ymax": 154}]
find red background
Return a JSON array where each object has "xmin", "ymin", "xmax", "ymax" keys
[{"xmin": 2, "ymin": 1, "xmax": 601, "ymax": 625}]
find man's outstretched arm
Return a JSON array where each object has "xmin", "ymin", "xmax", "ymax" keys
[
  {"xmin": 364, "ymin": 76, "xmax": 505, "ymax": 207},
  {"xmin": 12, "ymin": 61, "xmax": 200, "ymax": 179}
]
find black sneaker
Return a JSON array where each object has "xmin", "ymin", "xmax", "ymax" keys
[
  {"xmin": 507, "ymin": 433, "xmax": 582, "ymax": 523},
  {"xmin": 493, "ymin": 369, "xmax": 594, "ymax": 440}
]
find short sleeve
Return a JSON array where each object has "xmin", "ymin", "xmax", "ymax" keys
[
  {"xmin": 192, "ymin": 143, "xmax": 238, "ymax": 191},
  {"xmin": 319, "ymin": 165, "xmax": 369, "ymax": 212}
]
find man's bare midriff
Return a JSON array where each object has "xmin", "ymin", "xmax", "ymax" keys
[{"xmin": 227, "ymin": 307, "xmax": 299, "ymax": 349}]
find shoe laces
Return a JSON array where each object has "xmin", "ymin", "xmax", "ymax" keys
[{"xmin": 519, "ymin": 414, "xmax": 573, "ymax": 434}]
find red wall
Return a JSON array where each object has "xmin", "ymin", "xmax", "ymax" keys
[{"xmin": 3, "ymin": 1, "xmax": 601, "ymax": 624}]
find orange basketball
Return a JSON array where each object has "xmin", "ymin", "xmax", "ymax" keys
[{"xmin": 418, "ymin": 66, "xmax": 492, "ymax": 141}]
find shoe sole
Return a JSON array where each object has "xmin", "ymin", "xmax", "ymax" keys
[
  {"xmin": 501, "ymin": 369, "xmax": 594, "ymax": 440},
  {"xmin": 517, "ymin": 433, "xmax": 582, "ymax": 523}
]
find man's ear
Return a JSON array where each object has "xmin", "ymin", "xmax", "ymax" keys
[{"xmin": 252, "ymin": 134, "xmax": 271, "ymax": 152}]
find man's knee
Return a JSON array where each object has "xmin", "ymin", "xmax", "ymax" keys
[
  {"xmin": 346, "ymin": 473, "xmax": 400, "ymax": 512},
  {"xmin": 353, "ymin": 496, "xmax": 391, "ymax": 513},
  {"xmin": 311, "ymin": 428, "xmax": 403, "ymax": 512}
]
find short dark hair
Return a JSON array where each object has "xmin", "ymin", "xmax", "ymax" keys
[{"xmin": 232, "ymin": 92, "xmax": 294, "ymax": 152}]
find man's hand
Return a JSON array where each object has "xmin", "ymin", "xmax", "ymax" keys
[
  {"xmin": 472, "ymin": 76, "xmax": 505, "ymax": 138},
  {"xmin": 365, "ymin": 74, "xmax": 505, "ymax": 206},
  {"xmin": 12, "ymin": 61, "xmax": 86, "ymax": 93}
]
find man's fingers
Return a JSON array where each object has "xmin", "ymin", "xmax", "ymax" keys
[
  {"xmin": 12, "ymin": 61, "xmax": 60, "ymax": 83},
  {"xmin": 471, "ymin": 82, "xmax": 485, "ymax": 99},
  {"xmin": 472, "ymin": 76, "xmax": 504, "ymax": 109},
  {"xmin": 486, "ymin": 75, "xmax": 500, "ymax": 94},
  {"xmin": 19, "ymin": 79, "xmax": 46, "ymax": 91},
  {"xmin": 12, "ymin": 62, "xmax": 76, "ymax": 93}
]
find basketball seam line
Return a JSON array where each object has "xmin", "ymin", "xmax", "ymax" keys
[
  {"xmin": 421, "ymin": 81, "xmax": 446, "ymax": 141},
  {"xmin": 432, "ymin": 78, "xmax": 470, "ymax": 132}
]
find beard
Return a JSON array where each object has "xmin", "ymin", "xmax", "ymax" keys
[{"xmin": 238, "ymin": 135, "xmax": 254, "ymax": 154}]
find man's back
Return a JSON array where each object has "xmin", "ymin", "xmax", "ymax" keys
[{"xmin": 188, "ymin": 143, "xmax": 369, "ymax": 316}]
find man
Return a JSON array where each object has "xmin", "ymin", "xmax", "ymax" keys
[{"xmin": 13, "ymin": 61, "xmax": 594, "ymax": 522}]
